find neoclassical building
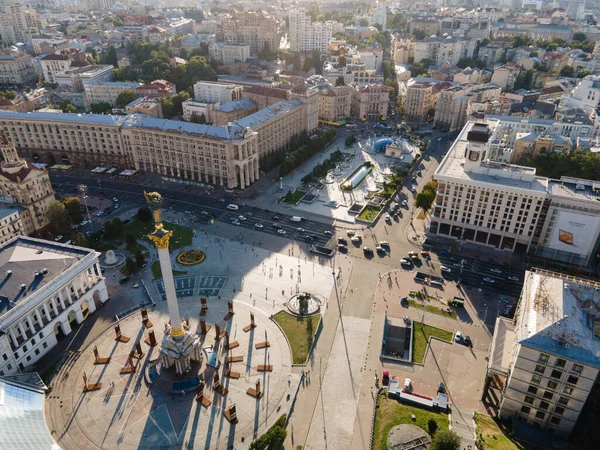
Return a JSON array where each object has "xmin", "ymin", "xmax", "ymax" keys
[{"xmin": 0, "ymin": 237, "xmax": 108, "ymax": 376}]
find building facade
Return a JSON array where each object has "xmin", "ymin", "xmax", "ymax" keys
[
  {"xmin": 40, "ymin": 50, "xmax": 84, "ymax": 84},
  {"xmin": 221, "ymin": 11, "xmax": 279, "ymax": 55},
  {"xmin": 0, "ymin": 206, "xmax": 23, "ymax": 245},
  {"xmin": 350, "ymin": 83, "xmax": 389, "ymax": 121},
  {"xmin": 0, "ymin": 237, "xmax": 108, "ymax": 376},
  {"xmin": 0, "ymin": 54, "xmax": 36, "ymax": 86},
  {"xmin": 193, "ymin": 81, "xmax": 243, "ymax": 104},
  {"xmin": 208, "ymin": 43, "xmax": 250, "ymax": 65},
  {"xmin": 83, "ymin": 81, "xmax": 142, "ymax": 108},
  {"xmin": 404, "ymin": 78, "xmax": 441, "ymax": 125},
  {"xmin": 289, "ymin": 9, "xmax": 333, "ymax": 54},
  {"xmin": 318, "ymin": 85, "xmax": 352, "ymax": 122}
]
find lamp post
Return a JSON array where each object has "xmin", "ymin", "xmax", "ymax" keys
[{"xmin": 78, "ymin": 184, "xmax": 92, "ymax": 224}]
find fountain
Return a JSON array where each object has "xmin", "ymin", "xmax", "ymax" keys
[{"xmin": 105, "ymin": 250, "xmax": 117, "ymax": 265}]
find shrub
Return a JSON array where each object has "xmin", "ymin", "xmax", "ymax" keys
[{"xmin": 249, "ymin": 414, "xmax": 287, "ymax": 449}]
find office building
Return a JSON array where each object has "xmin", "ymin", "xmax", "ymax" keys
[
  {"xmin": 40, "ymin": 50, "xmax": 85, "ymax": 84},
  {"xmin": 0, "ymin": 206, "xmax": 24, "ymax": 245},
  {"xmin": 213, "ymin": 98, "xmax": 258, "ymax": 126},
  {"xmin": 289, "ymin": 9, "xmax": 333, "ymax": 54},
  {"xmin": 0, "ymin": 54, "xmax": 36, "ymax": 86},
  {"xmin": 318, "ymin": 85, "xmax": 352, "ymax": 122},
  {"xmin": 125, "ymin": 97, "xmax": 162, "ymax": 118},
  {"xmin": 371, "ymin": 2, "xmax": 388, "ymax": 30},
  {"xmin": 55, "ymin": 65, "xmax": 114, "ymax": 92},
  {"xmin": 83, "ymin": 81, "xmax": 141, "ymax": 108},
  {"xmin": 0, "ymin": 237, "xmax": 108, "ymax": 376},
  {"xmin": 208, "ymin": 43, "xmax": 250, "ymax": 65},
  {"xmin": 193, "ymin": 81, "xmax": 243, "ymax": 104},
  {"xmin": 350, "ymin": 83, "xmax": 390, "ymax": 121},
  {"xmin": 221, "ymin": 11, "xmax": 279, "ymax": 55},
  {"xmin": 404, "ymin": 78, "xmax": 446, "ymax": 125},
  {"xmin": 484, "ymin": 270, "xmax": 600, "ymax": 437}
]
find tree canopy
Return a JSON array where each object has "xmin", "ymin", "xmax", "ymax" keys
[{"xmin": 116, "ymin": 90, "xmax": 137, "ymax": 108}]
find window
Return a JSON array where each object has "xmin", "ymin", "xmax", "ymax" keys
[
  {"xmin": 555, "ymin": 358, "xmax": 566, "ymax": 368},
  {"xmin": 531, "ymin": 374, "xmax": 542, "ymax": 384},
  {"xmin": 558, "ymin": 396, "xmax": 569, "ymax": 406},
  {"xmin": 550, "ymin": 417, "xmax": 561, "ymax": 425},
  {"xmin": 547, "ymin": 381, "xmax": 558, "ymax": 390},
  {"xmin": 563, "ymin": 385, "xmax": 574, "ymax": 394},
  {"xmin": 7, "ymin": 364, "xmax": 11, "ymax": 370},
  {"xmin": 26, "ymin": 356, "xmax": 31, "ymax": 362},
  {"xmin": 535, "ymin": 411, "xmax": 546, "ymax": 420},
  {"xmin": 524, "ymin": 396, "xmax": 535, "ymax": 404},
  {"xmin": 520, "ymin": 405, "xmax": 531, "ymax": 414},
  {"xmin": 567, "ymin": 375, "xmax": 579, "ymax": 385},
  {"xmin": 543, "ymin": 391, "xmax": 554, "ymax": 400},
  {"xmin": 538, "ymin": 354, "xmax": 549, "ymax": 364},
  {"xmin": 554, "ymin": 407, "xmax": 565, "ymax": 416},
  {"xmin": 43, "ymin": 342, "xmax": 48, "ymax": 349},
  {"xmin": 572, "ymin": 363, "xmax": 583, "ymax": 374},
  {"xmin": 540, "ymin": 401, "xmax": 550, "ymax": 410},
  {"xmin": 550, "ymin": 370, "xmax": 562, "ymax": 379},
  {"xmin": 535, "ymin": 364, "xmax": 546, "ymax": 374},
  {"xmin": 2, "ymin": 353, "xmax": 6, "ymax": 361},
  {"xmin": 23, "ymin": 345, "xmax": 27, "ymax": 352},
  {"xmin": 528, "ymin": 386, "xmax": 538, "ymax": 395}
]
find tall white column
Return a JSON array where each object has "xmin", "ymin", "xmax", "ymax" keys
[
  {"xmin": 50, "ymin": 297, "xmax": 58, "ymax": 314},
  {"xmin": 34, "ymin": 309, "xmax": 43, "ymax": 327},
  {"xmin": 244, "ymin": 164, "xmax": 250, "ymax": 187},
  {"xmin": 239, "ymin": 164, "xmax": 245, "ymax": 188},
  {"xmin": 254, "ymin": 160, "xmax": 260, "ymax": 180},
  {"xmin": 95, "ymin": 262, "xmax": 103, "ymax": 279},
  {"xmin": 8, "ymin": 328, "xmax": 18, "ymax": 348},
  {"xmin": 157, "ymin": 246, "xmax": 182, "ymax": 334},
  {"xmin": 89, "ymin": 267, "xmax": 97, "ymax": 284},
  {"xmin": 57, "ymin": 294, "xmax": 66, "ymax": 310},
  {"xmin": 17, "ymin": 322, "xmax": 26, "ymax": 340},
  {"xmin": 65, "ymin": 286, "xmax": 73, "ymax": 303},
  {"xmin": 42, "ymin": 303, "xmax": 51, "ymax": 321}
]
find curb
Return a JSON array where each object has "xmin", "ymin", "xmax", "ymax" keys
[{"xmin": 369, "ymin": 387, "xmax": 385, "ymax": 450}]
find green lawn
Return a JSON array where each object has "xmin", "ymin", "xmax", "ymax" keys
[
  {"xmin": 357, "ymin": 205, "xmax": 381, "ymax": 222},
  {"xmin": 408, "ymin": 300, "xmax": 457, "ymax": 319},
  {"xmin": 412, "ymin": 322, "xmax": 454, "ymax": 364},
  {"xmin": 373, "ymin": 392, "xmax": 449, "ymax": 450},
  {"xmin": 125, "ymin": 219, "xmax": 193, "ymax": 251},
  {"xmin": 151, "ymin": 260, "xmax": 187, "ymax": 279},
  {"xmin": 474, "ymin": 413, "xmax": 541, "ymax": 450},
  {"xmin": 273, "ymin": 311, "xmax": 321, "ymax": 364},
  {"xmin": 280, "ymin": 189, "xmax": 306, "ymax": 205}
]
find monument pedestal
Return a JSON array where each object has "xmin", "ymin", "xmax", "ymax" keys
[{"xmin": 159, "ymin": 331, "xmax": 202, "ymax": 375}]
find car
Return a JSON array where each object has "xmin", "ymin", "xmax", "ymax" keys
[
  {"xmin": 80, "ymin": 220, "xmax": 88, "ymax": 226},
  {"xmin": 297, "ymin": 227, "xmax": 305, "ymax": 232},
  {"xmin": 437, "ymin": 382, "xmax": 446, "ymax": 394},
  {"xmin": 238, "ymin": 215, "xmax": 246, "ymax": 221},
  {"xmin": 439, "ymin": 249, "xmax": 448, "ymax": 255},
  {"xmin": 277, "ymin": 229, "xmax": 286, "ymax": 235},
  {"xmin": 201, "ymin": 211, "xmax": 209, "ymax": 215},
  {"xmin": 272, "ymin": 224, "xmax": 281, "ymax": 229},
  {"xmin": 464, "ymin": 336, "xmax": 472, "ymax": 347},
  {"xmin": 502, "ymin": 306, "xmax": 512, "ymax": 317},
  {"xmin": 385, "ymin": 215, "xmax": 392, "ymax": 224},
  {"xmin": 96, "ymin": 211, "xmax": 103, "ymax": 216},
  {"xmin": 305, "ymin": 235, "xmax": 314, "ymax": 242},
  {"xmin": 246, "ymin": 212, "xmax": 253, "ymax": 216},
  {"xmin": 455, "ymin": 331, "xmax": 463, "ymax": 343},
  {"xmin": 442, "ymin": 153, "xmax": 447, "ymax": 157},
  {"xmin": 483, "ymin": 277, "xmax": 495, "ymax": 283},
  {"xmin": 500, "ymin": 296, "xmax": 511, "ymax": 304},
  {"xmin": 219, "ymin": 198, "xmax": 225, "ymax": 202},
  {"xmin": 401, "ymin": 200, "xmax": 408, "ymax": 207},
  {"xmin": 437, "ymin": 137, "xmax": 442, "ymax": 142},
  {"xmin": 376, "ymin": 246, "xmax": 386, "ymax": 253},
  {"xmin": 338, "ymin": 238, "xmax": 348, "ymax": 245},
  {"xmin": 417, "ymin": 170, "xmax": 422, "ymax": 176},
  {"xmin": 453, "ymin": 262, "xmax": 463, "ymax": 268},
  {"xmin": 347, "ymin": 230, "xmax": 355, "ymax": 237},
  {"xmin": 404, "ymin": 378, "xmax": 412, "ymax": 391},
  {"xmin": 112, "ymin": 197, "xmax": 118, "ymax": 202},
  {"xmin": 351, "ymin": 236, "xmax": 361, "ymax": 243},
  {"xmin": 272, "ymin": 215, "xmax": 280, "ymax": 221},
  {"xmin": 440, "ymin": 265, "xmax": 451, "ymax": 273},
  {"xmin": 411, "ymin": 177, "xmax": 417, "ymax": 182},
  {"xmin": 54, "ymin": 235, "xmax": 63, "ymax": 242},
  {"xmin": 233, "ymin": 220, "xmax": 241, "ymax": 226},
  {"xmin": 400, "ymin": 296, "xmax": 408, "ymax": 305},
  {"xmin": 400, "ymin": 258, "xmax": 412, "ymax": 266},
  {"xmin": 379, "ymin": 241, "xmax": 390, "ymax": 247},
  {"xmin": 420, "ymin": 251, "xmax": 430, "ymax": 258},
  {"xmin": 337, "ymin": 244, "xmax": 347, "ymax": 251},
  {"xmin": 254, "ymin": 223, "xmax": 264, "ymax": 228},
  {"xmin": 363, "ymin": 247, "xmax": 373, "ymax": 254},
  {"xmin": 119, "ymin": 276, "xmax": 130, "ymax": 284},
  {"xmin": 132, "ymin": 283, "xmax": 140, "ymax": 288},
  {"xmin": 324, "ymin": 231, "xmax": 332, "ymax": 236},
  {"xmin": 490, "ymin": 268, "xmax": 502, "ymax": 274},
  {"xmin": 411, "ymin": 187, "xmax": 417, "ymax": 193},
  {"xmin": 114, "ymin": 204, "xmax": 119, "ymax": 209},
  {"xmin": 507, "ymin": 275, "xmax": 520, "ymax": 282}
]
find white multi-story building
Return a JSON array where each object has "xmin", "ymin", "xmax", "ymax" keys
[
  {"xmin": 435, "ymin": 83, "xmax": 502, "ymax": 132},
  {"xmin": 560, "ymin": 75, "xmax": 600, "ymax": 114},
  {"xmin": 193, "ymin": 81, "xmax": 243, "ymax": 104},
  {"xmin": 166, "ymin": 18, "xmax": 194, "ymax": 36},
  {"xmin": 0, "ymin": 53, "xmax": 36, "ymax": 86},
  {"xmin": 182, "ymin": 100, "xmax": 215, "ymax": 123},
  {"xmin": 55, "ymin": 65, "xmax": 114, "ymax": 92},
  {"xmin": 289, "ymin": 9, "xmax": 333, "ymax": 54},
  {"xmin": 208, "ymin": 43, "xmax": 250, "ymax": 65},
  {"xmin": 83, "ymin": 81, "xmax": 142, "ymax": 108},
  {"xmin": 414, "ymin": 37, "xmax": 476, "ymax": 67},
  {"xmin": 566, "ymin": 0, "xmax": 586, "ymax": 20},
  {"xmin": 0, "ymin": 236, "xmax": 108, "ymax": 376},
  {"xmin": 40, "ymin": 49, "xmax": 84, "ymax": 84},
  {"xmin": 371, "ymin": 2, "xmax": 388, "ymax": 30},
  {"xmin": 485, "ymin": 270, "xmax": 600, "ymax": 438},
  {"xmin": 0, "ymin": 206, "xmax": 23, "ymax": 245}
]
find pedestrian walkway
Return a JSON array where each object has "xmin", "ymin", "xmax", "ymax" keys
[{"xmin": 451, "ymin": 404, "xmax": 476, "ymax": 449}]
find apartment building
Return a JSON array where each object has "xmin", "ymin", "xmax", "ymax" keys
[
  {"xmin": 491, "ymin": 64, "xmax": 521, "ymax": 91},
  {"xmin": 242, "ymin": 85, "xmax": 289, "ymax": 109},
  {"xmin": 136, "ymin": 79, "xmax": 176, "ymax": 99},
  {"xmin": 221, "ymin": 11, "xmax": 279, "ymax": 55},
  {"xmin": 40, "ymin": 49, "xmax": 85, "ymax": 84},
  {"xmin": 0, "ymin": 54, "xmax": 36, "ymax": 86},
  {"xmin": 83, "ymin": 81, "xmax": 142, "ymax": 108},
  {"xmin": 208, "ymin": 42, "xmax": 250, "ymax": 64},
  {"xmin": 0, "ymin": 207, "xmax": 23, "ymax": 245},
  {"xmin": 0, "ymin": 0, "xmax": 41, "ymax": 43},
  {"xmin": 193, "ymin": 81, "xmax": 243, "ymax": 104},
  {"xmin": 0, "ymin": 237, "xmax": 108, "ymax": 376},
  {"xmin": 484, "ymin": 270, "xmax": 600, "ymax": 438},
  {"xmin": 435, "ymin": 83, "xmax": 502, "ymax": 132},
  {"xmin": 371, "ymin": 2, "xmax": 388, "ymax": 30},
  {"xmin": 182, "ymin": 100, "xmax": 215, "ymax": 123},
  {"xmin": 528, "ymin": 25, "xmax": 573, "ymax": 43},
  {"xmin": 55, "ymin": 65, "xmax": 114, "ymax": 91},
  {"xmin": 0, "ymin": 88, "xmax": 50, "ymax": 113},
  {"xmin": 125, "ymin": 97, "xmax": 163, "ymax": 118},
  {"xmin": 404, "ymin": 78, "xmax": 446, "ymax": 125},
  {"xmin": 213, "ymin": 98, "xmax": 258, "ymax": 126},
  {"xmin": 390, "ymin": 34, "xmax": 414, "ymax": 65},
  {"xmin": 414, "ymin": 37, "xmax": 476, "ymax": 66},
  {"xmin": 350, "ymin": 83, "xmax": 390, "ymax": 121},
  {"xmin": 560, "ymin": 75, "xmax": 600, "ymax": 114},
  {"xmin": 0, "ymin": 133, "xmax": 56, "ymax": 236},
  {"xmin": 289, "ymin": 9, "xmax": 333, "ymax": 54},
  {"xmin": 318, "ymin": 85, "xmax": 352, "ymax": 122}
]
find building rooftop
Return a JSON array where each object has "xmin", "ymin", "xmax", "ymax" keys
[
  {"xmin": 234, "ymin": 99, "xmax": 302, "ymax": 129},
  {"xmin": 0, "ymin": 237, "xmax": 92, "ymax": 318},
  {"xmin": 0, "ymin": 206, "xmax": 21, "ymax": 220},
  {"xmin": 0, "ymin": 110, "xmax": 128, "ymax": 127},
  {"xmin": 548, "ymin": 178, "xmax": 600, "ymax": 202},
  {"xmin": 215, "ymin": 98, "xmax": 256, "ymax": 113},
  {"xmin": 517, "ymin": 271, "xmax": 600, "ymax": 369}
]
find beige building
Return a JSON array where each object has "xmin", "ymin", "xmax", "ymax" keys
[
  {"xmin": 484, "ymin": 270, "xmax": 600, "ymax": 438},
  {"xmin": 208, "ymin": 43, "xmax": 250, "ymax": 65},
  {"xmin": 404, "ymin": 78, "xmax": 443, "ymax": 125},
  {"xmin": 125, "ymin": 97, "xmax": 163, "ymax": 118},
  {"xmin": 0, "ymin": 133, "xmax": 56, "ymax": 235},
  {"xmin": 512, "ymin": 134, "xmax": 572, "ymax": 163},
  {"xmin": 318, "ymin": 85, "xmax": 352, "ymax": 122},
  {"xmin": 221, "ymin": 11, "xmax": 279, "ymax": 55},
  {"xmin": 0, "ymin": 53, "xmax": 36, "ymax": 86},
  {"xmin": 136, "ymin": 80, "xmax": 176, "ymax": 99},
  {"xmin": 435, "ymin": 83, "xmax": 502, "ymax": 132},
  {"xmin": 491, "ymin": 64, "xmax": 521, "ymax": 91},
  {"xmin": 213, "ymin": 98, "xmax": 257, "ymax": 126},
  {"xmin": 40, "ymin": 49, "xmax": 85, "ymax": 84},
  {"xmin": 0, "ymin": 206, "xmax": 24, "ymax": 245},
  {"xmin": 0, "ymin": 88, "xmax": 50, "ymax": 113},
  {"xmin": 350, "ymin": 84, "xmax": 389, "ymax": 121},
  {"xmin": 243, "ymin": 86, "xmax": 289, "ymax": 109},
  {"xmin": 83, "ymin": 81, "xmax": 141, "ymax": 108},
  {"xmin": 0, "ymin": 0, "xmax": 41, "ymax": 43},
  {"xmin": 390, "ymin": 34, "xmax": 414, "ymax": 65},
  {"xmin": 193, "ymin": 81, "xmax": 243, "ymax": 104}
]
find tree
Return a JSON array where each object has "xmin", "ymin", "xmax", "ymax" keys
[
  {"xmin": 430, "ymin": 429, "xmax": 461, "ymax": 450},
  {"xmin": 578, "ymin": 70, "xmax": 592, "ymax": 78},
  {"xmin": 428, "ymin": 419, "xmax": 439, "ymax": 435},
  {"xmin": 160, "ymin": 98, "xmax": 174, "ymax": 118},
  {"xmin": 124, "ymin": 256, "xmax": 136, "ymax": 275},
  {"xmin": 258, "ymin": 42, "xmax": 274, "ymax": 61},
  {"xmin": 573, "ymin": 32, "xmax": 587, "ymax": 42},
  {"xmin": 312, "ymin": 49, "xmax": 322, "ymax": 74},
  {"xmin": 335, "ymin": 75, "xmax": 345, "ymax": 86},
  {"xmin": 126, "ymin": 233, "xmax": 137, "ymax": 248},
  {"xmin": 190, "ymin": 112, "xmax": 206, "ymax": 124},
  {"xmin": 58, "ymin": 100, "xmax": 76, "ymax": 113},
  {"xmin": 135, "ymin": 249, "xmax": 146, "ymax": 268},
  {"xmin": 63, "ymin": 197, "xmax": 83, "ymax": 225},
  {"xmin": 71, "ymin": 232, "xmax": 89, "ymax": 248},
  {"xmin": 137, "ymin": 206, "xmax": 153, "ymax": 222},
  {"xmin": 116, "ymin": 90, "xmax": 137, "ymax": 108},
  {"xmin": 415, "ymin": 189, "xmax": 435, "ymax": 213},
  {"xmin": 178, "ymin": 47, "xmax": 188, "ymax": 60},
  {"xmin": 101, "ymin": 45, "xmax": 118, "ymax": 67},
  {"xmin": 559, "ymin": 66, "xmax": 575, "ymax": 77},
  {"xmin": 90, "ymin": 102, "xmax": 112, "ymax": 114},
  {"xmin": 47, "ymin": 201, "xmax": 70, "ymax": 234},
  {"xmin": 171, "ymin": 91, "xmax": 190, "ymax": 117}
]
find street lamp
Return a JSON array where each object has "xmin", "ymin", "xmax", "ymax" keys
[{"xmin": 79, "ymin": 184, "xmax": 92, "ymax": 225}]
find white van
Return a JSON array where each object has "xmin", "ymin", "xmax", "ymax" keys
[
  {"xmin": 226, "ymin": 204, "xmax": 239, "ymax": 210},
  {"xmin": 290, "ymin": 216, "xmax": 303, "ymax": 222}
]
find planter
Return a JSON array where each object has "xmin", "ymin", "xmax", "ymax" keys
[{"xmin": 176, "ymin": 249, "xmax": 206, "ymax": 265}]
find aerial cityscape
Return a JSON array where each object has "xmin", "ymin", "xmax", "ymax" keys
[{"xmin": 1, "ymin": 1, "xmax": 600, "ymax": 450}]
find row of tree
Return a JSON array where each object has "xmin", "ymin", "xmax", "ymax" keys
[
  {"xmin": 277, "ymin": 129, "xmax": 337, "ymax": 177},
  {"xmin": 519, "ymin": 151, "xmax": 600, "ymax": 182},
  {"xmin": 415, "ymin": 180, "xmax": 438, "ymax": 213}
]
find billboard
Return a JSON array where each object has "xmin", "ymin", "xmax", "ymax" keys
[{"xmin": 548, "ymin": 211, "xmax": 600, "ymax": 255}]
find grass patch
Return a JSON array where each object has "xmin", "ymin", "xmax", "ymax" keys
[
  {"xmin": 408, "ymin": 300, "xmax": 457, "ymax": 319},
  {"xmin": 373, "ymin": 392, "xmax": 449, "ymax": 450},
  {"xmin": 357, "ymin": 205, "xmax": 381, "ymax": 222},
  {"xmin": 280, "ymin": 189, "xmax": 306, "ymax": 205},
  {"xmin": 474, "ymin": 413, "xmax": 540, "ymax": 450},
  {"xmin": 273, "ymin": 311, "xmax": 321, "ymax": 364},
  {"xmin": 412, "ymin": 322, "xmax": 454, "ymax": 364},
  {"xmin": 151, "ymin": 260, "xmax": 187, "ymax": 279},
  {"xmin": 126, "ymin": 219, "xmax": 193, "ymax": 251}
]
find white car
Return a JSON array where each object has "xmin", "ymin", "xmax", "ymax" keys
[
  {"xmin": 401, "ymin": 200, "xmax": 408, "ymax": 206},
  {"xmin": 201, "ymin": 211, "xmax": 209, "ymax": 215},
  {"xmin": 254, "ymin": 223, "xmax": 264, "ymax": 228},
  {"xmin": 400, "ymin": 258, "xmax": 412, "ymax": 266},
  {"xmin": 440, "ymin": 265, "xmax": 451, "ymax": 273},
  {"xmin": 351, "ymin": 236, "xmax": 361, "ymax": 243},
  {"xmin": 379, "ymin": 241, "xmax": 390, "ymax": 247},
  {"xmin": 246, "ymin": 212, "xmax": 253, "ymax": 216},
  {"xmin": 347, "ymin": 230, "xmax": 355, "ymax": 237},
  {"xmin": 54, "ymin": 235, "xmax": 63, "ymax": 242},
  {"xmin": 324, "ymin": 231, "xmax": 332, "ymax": 236},
  {"xmin": 80, "ymin": 220, "xmax": 88, "ymax": 226},
  {"xmin": 490, "ymin": 268, "xmax": 502, "ymax": 274},
  {"xmin": 297, "ymin": 227, "xmax": 305, "ymax": 232},
  {"xmin": 404, "ymin": 378, "xmax": 412, "ymax": 391},
  {"xmin": 455, "ymin": 331, "xmax": 463, "ymax": 342},
  {"xmin": 483, "ymin": 277, "xmax": 495, "ymax": 283},
  {"xmin": 376, "ymin": 246, "xmax": 386, "ymax": 253},
  {"xmin": 507, "ymin": 275, "xmax": 520, "ymax": 282},
  {"xmin": 238, "ymin": 215, "xmax": 246, "ymax": 221},
  {"xmin": 277, "ymin": 229, "xmax": 286, "ymax": 235},
  {"xmin": 96, "ymin": 211, "xmax": 103, "ymax": 216},
  {"xmin": 112, "ymin": 197, "xmax": 118, "ymax": 202},
  {"xmin": 232, "ymin": 220, "xmax": 241, "ymax": 226},
  {"xmin": 437, "ymin": 137, "xmax": 442, "ymax": 142}
]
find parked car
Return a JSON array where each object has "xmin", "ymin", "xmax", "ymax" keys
[
  {"xmin": 400, "ymin": 258, "xmax": 412, "ymax": 266},
  {"xmin": 272, "ymin": 224, "xmax": 281, "ymax": 229},
  {"xmin": 272, "ymin": 215, "xmax": 280, "ymax": 221},
  {"xmin": 500, "ymin": 296, "xmax": 511, "ymax": 304},
  {"xmin": 455, "ymin": 331, "xmax": 463, "ymax": 343},
  {"xmin": 507, "ymin": 275, "xmax": 520, "ymax": 282},
  {"xmin": 376, "ymin": 246, "xmax": 386, "ymax": 253},
  {"xmin": 338, "ymin": 238, "xmax": 348, "ymax": 245},
  {"xmin": 490, "ymin": 268, "xmax": 502, "ymax": 274},
  {"xmin": 404, "ymin": 378, "xmax": 412, "ymax": 391},
  {"xmin": 440, "ymin": 265, "xmax": 451, "ymax": 273},
  {"xmin": 385, "ymin": 215, "xmax": 392, "ymax": 224},
  {"xmin": 351, "ymin": 236, "xmax": 361, "ymax": 244},
  {"xmin": 379, "ymin": 241, "xmax": 390, "ymax": 247},
  {"xmin": 119, "ymin": 276, "xmax": 130, "ymax": 284},
  {"xmin": 464, "ymin": 336, "xmax": 472, "ymax": 347},
  {"xmin": 324, "ymin": 230, "xmax": 332, "ymax": 236},
  {"xmin": 112, "ymin": 197, "xmax": 119, "ymax": 202},
  {"xmin": 402, "ymin": 200, "xmax": 408, "ymax": 207},
  {"xmin": 305, "ymin": 236, "xmax": 314, "ymax": 242},
  {"xmin": 483, "ymin": 277, "xmax": 495, "ymax": 283},
  {"xmin": 347, "ymin": 230, "xmax": 355, "ymax": 237},
  {"xmin": 238, "ymin": 215, "xmax": 246, "ymax": 221},
  {"xmin": 363, "ymin": 247, "xmax": 373, "ymax": 254},
  {"xmin": 337, "ymin": 244, "xmax": 347, "ymax": 252}
]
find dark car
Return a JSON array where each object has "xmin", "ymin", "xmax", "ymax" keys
[
  {"xmin": 437, "ymin": 382, "xmax": 446, "ymax": 394},
  {"xmin": 119, "ymin": 276, "xmax": 130, "ymax": 284},
  {"xmin": 338, "ymin": 238, "xmax": 348, "ymax": 245},
  {"xmin": 464, "ymin": 336, "xmax": 472, "ymax": 347},
  {"xmin": 272, "ymin": 224, "xmax": 281, "ymax": 229},
  {"xmin": 272, "ymin": 215, "xmax": 280, "ymax": 221},
  {"xmin": 305, "ymin": 235, "xmax": 315, "ymax": 242}
]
